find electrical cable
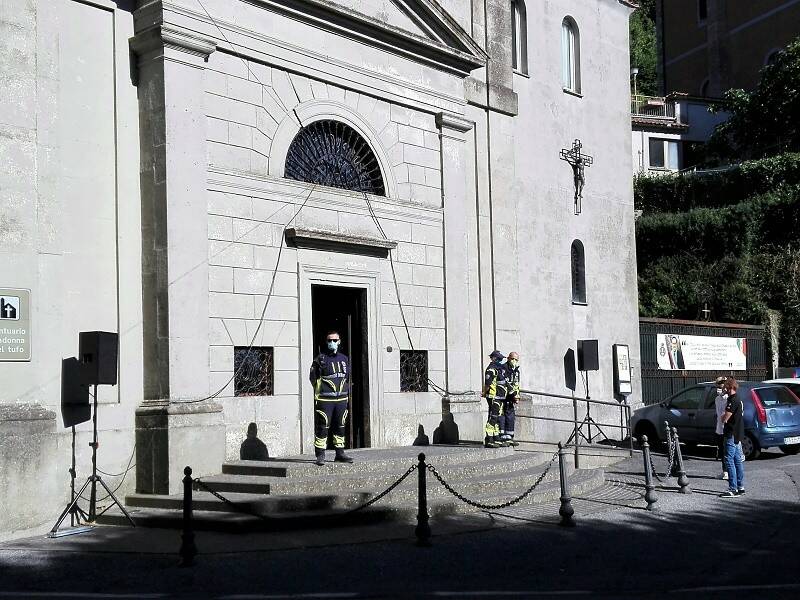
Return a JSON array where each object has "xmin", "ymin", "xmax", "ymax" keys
[
  {"xmin": 196, "ymin": 0, "xmax": 303, "ymax": 128},
  {"xmin": 173, "ymin": 184, "xmax": 317, "ymax": 404},
  {"xmin": 79, "ymin": 442, "xmax": 136, "ymax": 505},
  {"xmin": 362, "ymin": 192, "xmax": 476, "ymax": 397}
]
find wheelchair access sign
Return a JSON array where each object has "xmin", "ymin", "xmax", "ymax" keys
[{"xmin": 0, "ymin": 288, "xmax": 30, "ymax": 361}]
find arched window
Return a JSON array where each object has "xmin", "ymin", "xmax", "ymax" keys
[
  {"xmin": 571, "ymin": 240, "xmax": 586, "ymax": 304},
  {"xmin": 511, "ymin": 0, "xmax": 528, "ymax": 74},
  {"xmin": 284, "ymin": 120, "xmax": 385, "ymax": 195},
  {"xmin": 561, "ymin": 17, "xmax": 581, "ymax": 93}
]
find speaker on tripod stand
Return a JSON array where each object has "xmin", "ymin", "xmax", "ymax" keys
[{"xmin": 49, "ymin": 331, "xmax": 135, "ymax": 538}]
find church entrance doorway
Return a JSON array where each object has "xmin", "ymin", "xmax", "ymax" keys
[{"xmin": 311, "ymin": 285, "xmax": 370, "ymax": 449}]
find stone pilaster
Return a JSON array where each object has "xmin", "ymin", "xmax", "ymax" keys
[
  {"xmin": 437, "ymin": 111, "xmax": 483, "ymax": 441},
  {"xmin": 130, "ymin": 21, "xmax": 224, "ymax": 493}
]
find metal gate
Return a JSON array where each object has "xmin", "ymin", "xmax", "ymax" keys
[{"xmin": 640, "ymin": 317, "xmax": 769, "ymax": 405}]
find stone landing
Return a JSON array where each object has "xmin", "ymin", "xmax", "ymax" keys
[{"xmin": 100, "ymin": 444, "xmax": 607, "ymax": 532}]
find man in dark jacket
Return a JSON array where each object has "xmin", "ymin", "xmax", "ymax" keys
[
  {"xmin": 309, "ymin": 330, "xmax": 354, "ymax": 466},
  {"xmin": 719, "ymin": 377, "xmax": 745, "ymax": 497}
]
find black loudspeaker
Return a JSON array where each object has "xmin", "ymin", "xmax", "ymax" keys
[
  {"xmin": 577, "ymin": 339, "xmax": 599, "ymax": 371},
  {"xmin": 563, "ymin": 349, "xmax": 577, "ymax": 391},
  {"xmin": 79, "ymin": 331, "xmax": 119, "ymax": 386},
  {"xmin": 61, "ymin": 357, "xmax": 91, "ymax": 428}
]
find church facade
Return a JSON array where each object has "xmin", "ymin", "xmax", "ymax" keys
[{"xmin": 0, "ymin": 0, "xmax": 640, "ymax": 539}]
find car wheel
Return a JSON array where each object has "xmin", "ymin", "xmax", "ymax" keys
[
  {"xmin": 779, "ymin": 444, "xmax": 800, "ymax": 455},
  {"xmin": 635, "ymin": 422, "xmax": 659, "ymax": 447},
  {"xmin": 742, "ymin": 434, "xmax": 760, "ymax": 460}
]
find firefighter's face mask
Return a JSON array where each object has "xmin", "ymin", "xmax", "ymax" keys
[
  {"xmin": 326, "ymin": 338, "xmax": 340, "ymax": 352},
  {"xmin": 509, "ymin": 359, "xmax": 518, "ymax": 368}
]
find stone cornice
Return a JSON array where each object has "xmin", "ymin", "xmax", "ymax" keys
[
  {"xmin": 436, "ymin": 111, "xmax": 474, "ymax": 133},
  {"xmin": 169, "ymin": 0, "xmax": 485, "ymax": 77},
  {"xmin": 285, "ymin": 227, "xmax": 397, "ymax": 258},
  {"xmin": 130, "ymin": 24, "xmax": 217, "ymax": 59}
]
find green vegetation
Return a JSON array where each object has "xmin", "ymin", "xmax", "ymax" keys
[
  {"xmin": 629, "ymin": 0, "xmax": 658, "ymax": 96},
  {"xmin": 634, "ymin": 153, "xmax": 800, "ymax": 213},
  {"xmin": 636, "ymin": 186, "xmax": 800, "ymax": 364},
  {"xmin": 636, "ymin": 39, "xmax": 800, "ymax": 364},
  {"xmin": 708, "ymin": 38, "xmax": 800, "ymax": 161}
]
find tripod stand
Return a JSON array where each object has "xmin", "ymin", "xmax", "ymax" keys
[
  {"xmin": 565, "ymin": 371, "xmax": 610, "ymax": 447},
  {"xmin": 48, "ymin": 384, "xmax": 135, "ymax": 537}
]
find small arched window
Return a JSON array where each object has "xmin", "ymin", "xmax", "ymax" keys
[
  {"xmin": 512, "ymin": 0, "xmax": 528, "ymax": 74},
  {"xmin": 561, "ymin": 17, "xmax": 581, "ymax": 93},
  {"xmin": 571, "ymin": 240, "xmax": 586, "ymax": 304}
]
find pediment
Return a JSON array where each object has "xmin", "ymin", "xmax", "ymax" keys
[{"xmin": 255, "ymin": 0, "xmax": 487, "ymax": 75}]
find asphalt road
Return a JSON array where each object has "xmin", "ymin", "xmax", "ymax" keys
[{"xmin": 1, "ymin": 446, "xmax": 799, "ymax": 600}]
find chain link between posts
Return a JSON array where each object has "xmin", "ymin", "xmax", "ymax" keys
[
  {"xmin": 425, "ymin": 451, "xmax": 559, "ymax": 511},
  {"xmin": 190, "ymin": 450, "xmax": 563, "ymax": 519},
  {"xmin": 650, "ymin": 425, "xmax": 676, "ymax": 483},
  {"xmin": 193, "ymin": 464, "xmax": 418, "ymax": 520}
]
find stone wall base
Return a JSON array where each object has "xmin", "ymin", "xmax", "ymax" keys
[{"xmin": 135, "ymin": 399, "xmax": 225, "ymax": 495}]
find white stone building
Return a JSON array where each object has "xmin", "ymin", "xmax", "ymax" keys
[
  {"xmin": 0, "ymin": 0, "xmax": 641, "ymax": 539},
  {"xmin": 631, "ymin": 93, "xmax": 729, "ymax": 174}
]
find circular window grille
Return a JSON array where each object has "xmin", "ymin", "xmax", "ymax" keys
[{"xmin": 284, "ymin": 120, "xmax": 385, "ymax": 196}]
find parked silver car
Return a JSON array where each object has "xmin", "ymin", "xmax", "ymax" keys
[{"xmin": 631, "ymin": 381, "xmax": 800, "ymax": 459}]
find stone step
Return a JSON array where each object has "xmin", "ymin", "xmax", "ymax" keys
[
  {"xmin": 197, "ymin": 458, "xmax": 564, "ymax": 502},
  {"xmin": 517, "ymin": 441, "xmax": 632, "ymax": 469},
  {"xmin": 125, "ymin": 490, "xmax": 371, "ymax": 514},
  {"xmin": 127, "ymin": 459, "xmax": 567, "ymax": 515},
  {"xmin": 98, "ymin": 504, "xmax": 397, "ymax": 533},
  {"xmin": 222, "ymin": 445, "xmax": 515, "ymax": 478},
  {"xmin": 202, "ymin": 451, "xmax": 551, "ymax": 496},
  {"xmin": 101, "ymin": 468, "xmax": 603, "ymax": 533}
]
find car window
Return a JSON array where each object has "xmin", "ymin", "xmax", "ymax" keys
[
  {"xmin": 754, "ymin": 387, "xmax": 800, "ymax": 407},
  {"xmin": 702, "ymin": 390, "xmax": 719, "ymax": 409},
  {"xmin": 782, "ymin": 383, "xmax": 800, "ymax": 398},
  {"xmin": 669, "ymin": 386, "xmax": 705, "ymax": 410}
]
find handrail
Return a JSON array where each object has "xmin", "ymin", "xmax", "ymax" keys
[
  {"xmin": 516, "ymin": 389, "xmax": 634, "ymax": 468},
  {"xmin": 520, "ymin": 389, "xmax": 628, "ymax": 408}
]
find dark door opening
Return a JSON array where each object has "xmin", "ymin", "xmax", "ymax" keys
[{"xmin": 311, "ymin": 285, "xmax": 370, "ymax": 449}]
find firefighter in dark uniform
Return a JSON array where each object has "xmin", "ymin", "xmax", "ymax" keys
[
  {"xmin": 500, "ymin": 351, "xmax": 520, "ymax": 446},
  {"xmin": 309, "ymin": 330, "xmax": 354, "ymax": 466},
  {"xmin": 483, "ymin": 350, "xmax": 508, "ymax": 448}
]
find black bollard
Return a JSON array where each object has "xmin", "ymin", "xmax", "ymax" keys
[
  {"xmin": 415, "ymin": 453, "xmax": 431, "ymax": 547},
  {"xmin": 641, "ymin": 436, "xmax": 658, "ymax": 511},
  {"xmin": 557, "ymin": 443, "xmax": 575, "ymax": 527},
  {"xmin": 672, "ymin": 427, "xmax": 691, "ymax": 494},
  {"xmin": 179, "ymin": 466, "xmax": 197, "ymax": 567}
]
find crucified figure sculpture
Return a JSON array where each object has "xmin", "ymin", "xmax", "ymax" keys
[{"xmin": 559, "ymin": 139, "xmax": 593, "ymax": 215}]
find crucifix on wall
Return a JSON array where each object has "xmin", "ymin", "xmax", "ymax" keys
[{"xmin": 560, "ymin": 139, "xmax": 594, "ymax": 215}]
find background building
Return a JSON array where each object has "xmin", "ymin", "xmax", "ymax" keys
[
  {"xmin": 657, "ymin": 0, "xmax": 800, "ymax": 96},
  {"xmin": 0, "ymin": 0, "xmax": 641, "ymax": 540}
]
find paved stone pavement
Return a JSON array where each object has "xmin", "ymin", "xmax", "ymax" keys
[{"xmin": 1, "ymin": 446, "xmax": 799, "ymax": 599}]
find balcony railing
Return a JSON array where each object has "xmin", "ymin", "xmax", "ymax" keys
[{"xmin": 631, "ymin": 95, "xmax": 676, "ymax": 120}]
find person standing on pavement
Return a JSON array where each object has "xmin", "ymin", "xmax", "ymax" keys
[
  {"xmin": 482, "ymin": 350, "xmax": 508, "ymax": 448},
  {"xmin": 714, "ymin": 376, "xmax": 729, "ymax": 480},
  {"xmin": 719, "ymin": 377, "xmax": 745, "ymax": 497},
  {"xmin": 499, "ymin": 352, "xmax": 520, "ymax": 447},
  {"xmin": 309, "ymin": 330, "xmax": 354, "ymax": 466}
]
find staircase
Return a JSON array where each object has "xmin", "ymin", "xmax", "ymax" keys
[{"xmin": 100, "ymin": 445, "xmax": 607, "ymax": 532}]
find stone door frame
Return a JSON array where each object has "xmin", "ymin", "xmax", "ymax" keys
[{"xmin": 299, "ymin": 264, "xmax": 383, "ymax": 453}]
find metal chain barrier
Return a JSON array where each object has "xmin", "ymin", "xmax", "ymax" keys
[
  {"xmin": 344, "ymin": 464, "xmax": 417, "ymax": 514},
  {"xmin": 650, "ymin": 425, "xmax": 676, "ymax": 483},
  {"xmin": 193, "ymin": 464, "xmax": 418, "ymax": 520},
  {"xmin": 425, "ymin": 451, "xmax": 559, "ymax": 511}
]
